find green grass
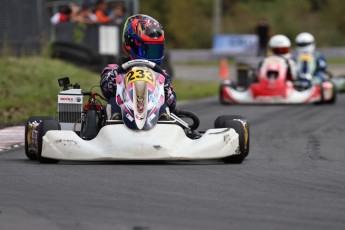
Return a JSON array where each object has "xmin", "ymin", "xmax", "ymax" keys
[
  {"xmin": 173, "ymin": 80, "xmax": 218, "ymax": 101},
  {"xmin": 0, "ymin": 57, "xmax": 218, "ymax": 125},
  {"xmin": 325, "ymin": 57, "xmax": 345, "ymax": 65},
  {"xmin": 0, "ymin": 57, "xmax": 100, "ymax": 125}
]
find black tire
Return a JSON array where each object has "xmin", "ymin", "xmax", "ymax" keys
[
  {"xmin": 219, "ymin": 83, "xmax": 234, "ymax": 105},
  {"xmin": 24, "ymin": 116, "xmax": 54, "ymax": 160},
  {"xmin": 214, "ymin": 115, "xmax": 246, "ymax": 129},
  {"xmin": 214, "ymin": 115, "xmax": 250, "ymax": 163},
  {"xmin": 219, "ymin": 84, "xmax": 227, "ymax": 105},
  {"xmin": 80, "ymin": 110, "xmax": 101, "ymax": 140},
  {"xmin": 326, "ymin": 82, "xmax": 337, "ymax": 104},
  {"xmin": 37, "ymin": 120, "xmax": 60, "ymax": 164},
  {"xmin": 315, "ymin": 83, "xmax": 325, "ymax": 105},
  {"xmin": 219, "ymin": 82, "xmax": 236, "ymax": 105}
]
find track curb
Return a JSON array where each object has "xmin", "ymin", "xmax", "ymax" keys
[{"xmin": 0, "ymin": 126, "xmax": 25, "ymax": 152}]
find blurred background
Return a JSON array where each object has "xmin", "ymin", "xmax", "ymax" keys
[
  {"xmin": 1, "ymin": 0, "xmax": 345, "ymax": 58},
  {"xmin": 1, "ymin": 0, "xmax": 345, "ymax": 125}
]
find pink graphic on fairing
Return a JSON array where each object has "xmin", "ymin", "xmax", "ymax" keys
[
  {"xmin": 116, "ymin": 74, "xmax": 123, "ymax": 84},
  {"xmin": 116, "ymin": 68, "xmax": 166, "ymax": 130},
  {"xmin": 147, "ymin": 83, "xmax": 155, "ymax": 92},
  {"xmin": 158, "ymin": 95, "xmax": 164, "ymax": 105},
  {"xmin": 158, "ymin": 75, "xmax": 165, "ymax": 85},
  {"xmin": 156, "ymin": 74, "xmax": 166, "ymax": 108},
  {"xmin": 116, "ymin": 94, "xmax": 123, "ymax": 105},
  {"xmin": 115, "ymin": 73, "xmax": 134, "ymax": 118},
  {"xmin": 122, "ymin": 88, "xmax": 134, "ymax": 117},
  {"xmin": 147, "ymin": 73, "xmax": 165, "ymax": 119}
]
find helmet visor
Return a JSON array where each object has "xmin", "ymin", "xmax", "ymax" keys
[
  {"xmin": 297, "ymin": 42, "xmax": 313, "ymax": 47},
  {"xmin": 272, "ymin": 47, "xmax": 290, "ymax": 55},
  {"xmin": 135, "ymin": 43, "xmax": 164, "ymax": 60}
]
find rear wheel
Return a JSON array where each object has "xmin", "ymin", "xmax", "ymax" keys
[
  {"xmin": 219, "ymin": 84, "xmax": 227, "ymax": 105},
  {"xmin": 327, "ymin": 82, "xmax": 337, "ymax": 104},
  {"xmin": 214, "ymin": 115, "xmax": 250, "ymax": 163},
  {"xmin": 219, "ymin": 83, "xmax": 234, "ymax": 105},
  {"xmin": 37, "ymin": 120, "xmax": 61, "ymax": 164},
  {"xmin": 24, "ymin": 116, "xmax": 54, "ymax": 160},
  {"xmin": 315, "ymin": 83, "xmax": 325, "ymax": 104},
  {"xmin": 80, "ymin": 110, "xmax": 101, "ymax": 140},
  {"xmin": 214, "ymin": 115, "xmax": 245, "ymax": 129}
]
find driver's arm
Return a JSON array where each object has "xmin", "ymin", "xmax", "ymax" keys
[
  {"xmin": 100, "ymin": 64, "xmax": 119, "ymax": 100},
  {"xmin": 162, "ymin": 71, "xmax": 176, "ymax": 112}
]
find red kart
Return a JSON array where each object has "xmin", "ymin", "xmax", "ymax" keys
[{"xmin": 220, "ymin": 56, "xmax": 336, "ymax": 104}]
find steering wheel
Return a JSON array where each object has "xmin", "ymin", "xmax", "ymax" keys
[{"xmin": 116, "ymin": 59, "xmax": 166, "ymax": 77}]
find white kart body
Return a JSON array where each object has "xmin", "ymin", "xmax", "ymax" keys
[{"xmin": 42, "ymin": 124, "xmax": 240, "ymax": 161}]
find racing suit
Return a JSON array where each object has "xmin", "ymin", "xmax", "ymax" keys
[
  {"xmin": 100, "ymin": 61, "xmax": 176, "ymax": 118},
  {"xmin": 294, "ymin": 51, "xmax": 327, "ymax": 81}
]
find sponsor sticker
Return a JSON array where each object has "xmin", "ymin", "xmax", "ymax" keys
[{"xmin": 126, "ymin": 113, "xmax": 134, "ymax": 122}]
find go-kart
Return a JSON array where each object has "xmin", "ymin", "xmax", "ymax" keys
[
  {"xmin": 25, "ymin": 60, "xmax": 250, "ymax": 164},
  {"xmin": 295, "ymin": 52, "xmax": 342, "ymax": 100},
  {"xmin": 219, "ymin": 55, "xmax": 336, "ymax": 104}
]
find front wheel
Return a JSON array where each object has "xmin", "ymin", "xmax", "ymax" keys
[
  {"xmin": 80, "ymin": 110, "xmax": 102, "ymax": 140},
  {"xmin": 25, "ymin": 116, "xmax": 54, "ymax": 160},
  {"xmin": 214, "ymin": 115, "xmax": 250, "ymax": 163},
  {"xmin": 219, "ymin": 84, "xmax": 227, "ymax": 105},
  {"xmin": 326, "ymin": 82, "xmax": 337, "ymax": 104},
  {"xmin": 37, "ymin": 120, "xmax": 60, "ymax": 164}
]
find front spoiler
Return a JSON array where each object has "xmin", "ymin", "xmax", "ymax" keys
[
  {"xmin": 221, "ymin": 85, "xmax": 321, "ymax": 104},
  {"xmin": 221, "ymin": 80, "xmax": 336, "ymax": 104},
  {"xmin": 42, "ymin": 124, "xmax": 239, "ymax": 161}
]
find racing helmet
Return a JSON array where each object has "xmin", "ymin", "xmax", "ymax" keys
[
  {"xmin": 123, "ymin": 14, "xmax": 165, "ymax": 65},
  {"xmin": 295, "ymin": 32, "xmax": 315, "ymax": 53},
  {"xmin": 269, "ymin": 34, "xmax": 291, "ymax": 55}
]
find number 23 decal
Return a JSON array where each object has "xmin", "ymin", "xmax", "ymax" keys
[{"xmin": 126, "ymin": 69, "xmax": 155, "ymax": 86}]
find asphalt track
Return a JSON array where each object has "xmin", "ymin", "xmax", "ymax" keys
[{"xmin": 1, "ymin": 94, "xmax": 345, "ymax": 230}]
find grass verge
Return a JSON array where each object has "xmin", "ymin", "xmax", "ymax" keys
[{"xmin": 0, "ymin": 57, "xmax": 218, "ymax": 126}]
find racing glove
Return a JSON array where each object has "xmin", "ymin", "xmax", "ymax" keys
[
  {"xmin": 100, "ymin": 64, "xmax": 119, "ymax": 100},
  {"xmin": 163, "ymin": 73, "xmax": 177, "ymax": 113}
]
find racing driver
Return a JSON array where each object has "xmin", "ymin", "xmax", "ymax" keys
[
  {"xmin": 257, "ymin": 34, "xmax": 297, "ymax": 82},
  {"xmin": 100, "ymin": 14, "xmax": 176, "ymax": 120},
  {"xmin": 295, "ymin": 32, "xmax": 328, "ymax": 83}
]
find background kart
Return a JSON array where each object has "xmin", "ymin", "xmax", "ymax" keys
[
  {"xmin": 25, "ymin": 60, "xmax": 250, "ymax": 164},
  {"xmin": 220, "ymin": 56, "xmax": 336, "ymax": 104}
]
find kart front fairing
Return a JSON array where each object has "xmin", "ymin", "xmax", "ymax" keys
[
  {"xmin": 221, "ymin": 82, "xmax": 322, "ymax": 104},
  {"xmin": 115, "ymin": 66, "xmax": 166, "ymax": 130},
  {"xmin": 41, "ymin": 124, "xmax": 240, "ymax": 161},
  {"xmin": 221, "ymin": 55, "xmax": 324, "ymax": 104}
]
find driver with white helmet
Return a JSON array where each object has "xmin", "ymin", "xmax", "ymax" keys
[
  {"xmin": 295, "ymin": 32, "xmax": 327, "ymax": 81},
  {"xmin": 257, "ymin": 34, "xmax": 297, "ymax": 82}
]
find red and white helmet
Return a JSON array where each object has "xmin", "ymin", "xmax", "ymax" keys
[{"xmin": 269, "ymin": 34, "xmax": 291, "ymax": 55}]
